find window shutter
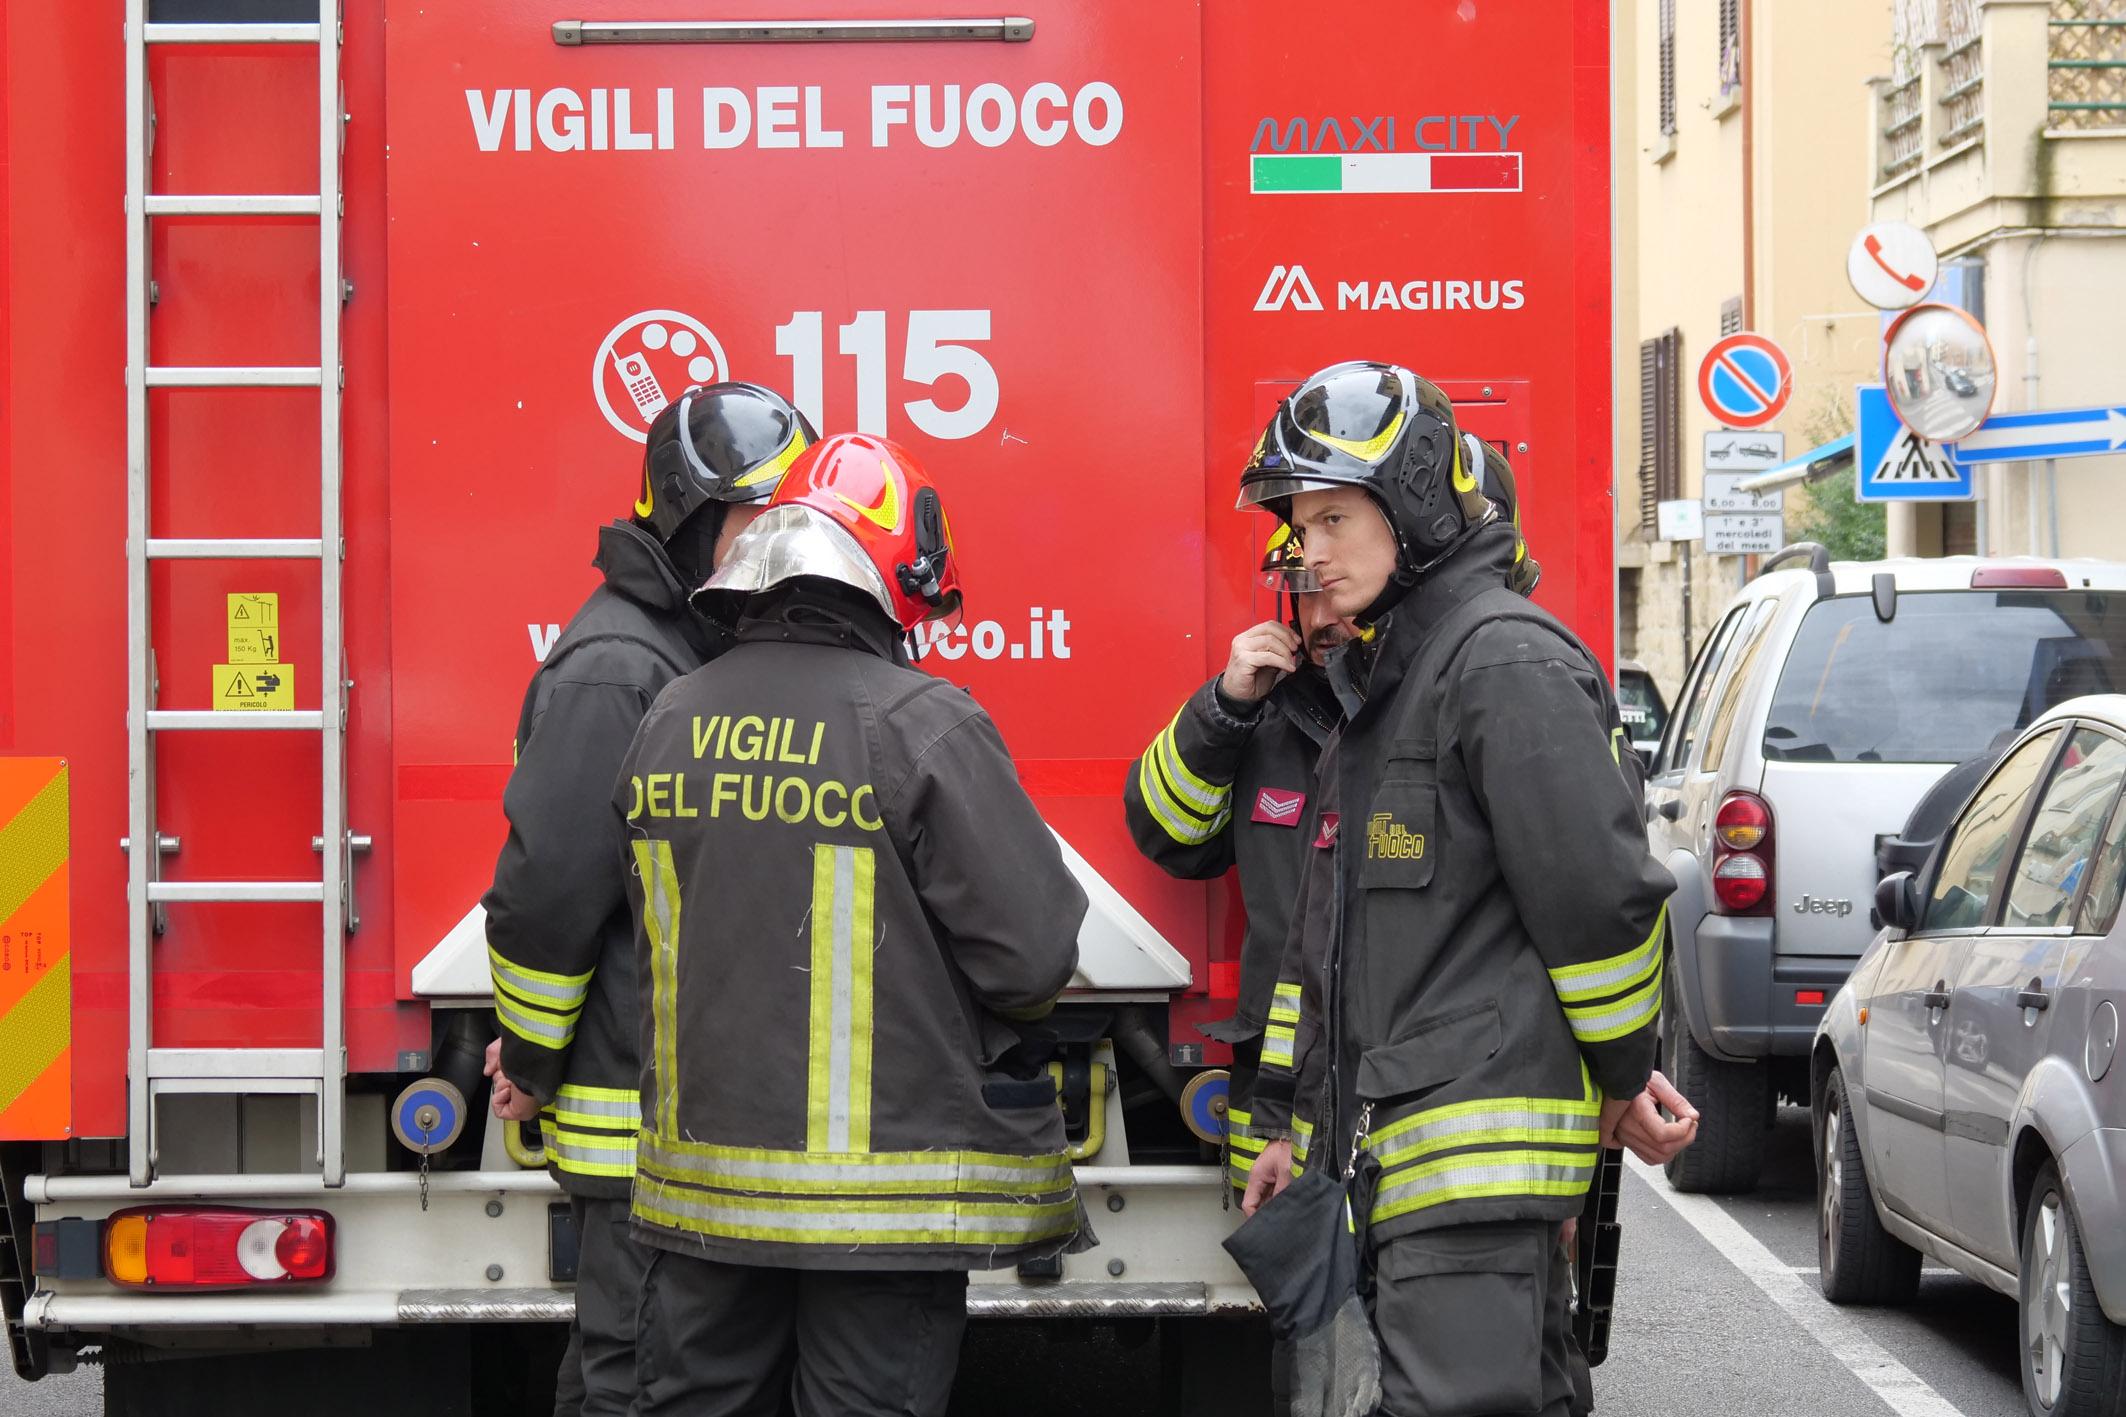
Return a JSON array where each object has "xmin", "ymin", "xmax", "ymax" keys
[
  {"xmin": 1720, "ymin": 0, "xmax": 1741, "ymax": 94},
  {"xmin": 1720, "ymin": 297, "xmax": 1743, "ymax": 336},
  {"xmin": 1656, "ymin": 328, "xmax": 1682, "ymax": 507},
  {"xmin": 1638, "ymin": 337, "xmax": 1660, "ymax": 533},
  {"xmin": 1660, "ymin": 0, "xmax": 1678, "ymax": 136}
]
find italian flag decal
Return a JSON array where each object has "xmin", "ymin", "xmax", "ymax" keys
[{"xmin": 1251, "ymin": 153, "xmax": 1523, "ymax": 195}]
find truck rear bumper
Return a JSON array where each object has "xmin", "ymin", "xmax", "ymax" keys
[
  {"xmin": 25, "ymin": 1164, "xmax": 1258, "ymax": 1331},
  {"xmin": 1689, "ymin": 914, "xmax": 1853, "ymax": 1062}
]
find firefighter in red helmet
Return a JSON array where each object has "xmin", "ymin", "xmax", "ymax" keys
[{"xmin": 616, "ymin": 433, "xmax": 1090, "ymax": 1416}]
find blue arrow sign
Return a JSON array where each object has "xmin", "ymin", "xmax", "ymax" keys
[{"xmin": 1951, "ymin": 405, "xmax": 2126, "ymax": 466}]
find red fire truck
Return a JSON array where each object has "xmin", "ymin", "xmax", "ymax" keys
[{"xmin": 0, "ymin": 2, "xmax": 1615, "ymax": 1409}]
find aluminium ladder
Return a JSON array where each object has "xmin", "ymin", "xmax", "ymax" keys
[{"xmin": 123, "ymin": 2, "xmax": 353, "ymax": 1186}]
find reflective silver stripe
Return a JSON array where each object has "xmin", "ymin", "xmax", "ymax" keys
[
  {"xmin": 639, "ymin": 1134, "xmax": 1073, "ymax": 1195},
  {"xmin": 1371, "ymin": 1148, "xmax": 1598, "ymax": 1223},
  {"xmin": 1154, "ymin": 723, "xmax": 1227, "ymax": 816},
  {"xmin": 495, "ymin": 992, "xmax": 575, "ymax": 1045},
  {"xmin": 1136, "ymin": 755, "xmax": 1226, "ymax": 846},
  {"xmin": 635, "ymin": 1177, "xmax": 1079, "ymax": 1243},
  {"xmin": 1261, "ymin": 1025, "xmax": 1295, "ymax": 1068},
  {"xmin": 549, "ymin": 1133, "xmax": 638, "ymax": 1160},
  {"xmin": 828, "ymin": 848, "xmax": 856, "ymax": 1152},
  {"xmin": 1366, "ymin": 1105, "xmax": 1600, "ymax": 1169},
  {"xmin": 552, "ymin": 1089, "xmax": 640, "ymax": 1124},
  {"xmin": 1564, "ymin": 975, "xmax": 1663, "ymax": 1044},
  {"xmin": 486, "ymin": 946, "xmax": 592, "ymax": 1009},
  {"xmin": 1548, "ymin": 904, "xmax": 1667, "ymax": 1003}
]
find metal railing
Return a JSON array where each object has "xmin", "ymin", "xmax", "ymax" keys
[
  {"xmin": 2051, "ymin": 0, "xmax": 2126, "ymax": 130},
  {"xmin": 1940, "ymin": 0, "xmax": 1986, "ymax": 148}
]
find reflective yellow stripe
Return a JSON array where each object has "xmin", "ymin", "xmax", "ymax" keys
[
  {"xmin": 1548, "ymin": 904, "xmax": 1667, "ymax": 1004},
  {"xmin": 1136, "ymin": 754, "xmax": 1228, "ymax": 847},
  {"xmin": 1154, "ymin": 713, "xmax": 1226, "ymax": 813},
  {"xmin": 486, "ymin": 944, "xmax": 594, "ymax": 1010},
  {"xmin": 1366, "ymin": 1064, "xmax": 1599, "ymax": 1157},
  {"xmin": 544, "ymin": 1122, "xmax": 638, "ymax": 1179},
  {"xmin": 639, "ymin": 1132, "xmax": 1072, "ymax": 1197},
  {"xmin": 807, "ymin": 844, "xmax": 876, "ymax": 1154},
  {"xmin": 1370, "ymin": 1148, "xmax": 1599, "ymax": 1225},
  {"xmin": 1261, "ymin": 1024, "xmax": 1295, "ymax": 1068},
  {"xmin": 634, "ymin": 1174, "xmax": 1079, "ymax": 1248},
  {"xmin": 492, "ymin": 973, "xmax": 584, "ymax": 1026},
  {"xmin": 1564, "ymin": 972, "xmax": 1664, "ymax": 1044},
  {"xmin": 634, "ymin": 840, "xmax": 683, "ymax": 1137},
  {"xmin": 1293, "ymin": 1116, "xmax": 1314, "ymax": 1164},
  {"xmin": 495, "ymin": 992, "xmax": 576, "ymax": 1049}
]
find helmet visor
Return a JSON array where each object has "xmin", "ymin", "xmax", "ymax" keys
[{"xmin": 693, "ymin": 503, "xmax": 896, "ymax": 624}]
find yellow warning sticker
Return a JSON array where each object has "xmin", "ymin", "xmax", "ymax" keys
[
  {"xmin": 212, "ymin": 663, "xmax": 295, "ymax": 712},
  {"xmin": 227, "ymin": 594, "xmax": 282, "ymax": 664}
]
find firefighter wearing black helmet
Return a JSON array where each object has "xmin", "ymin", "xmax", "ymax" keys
[
  {"xmin": 482, "ymin": 382, "xmax": 815, "ymax": 1417},
  {"xmin": 1233, "ymin": 362, "xmax": 1697, "ymax": 1417}
]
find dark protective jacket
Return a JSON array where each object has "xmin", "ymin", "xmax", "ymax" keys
[
  {"xmin": 614, "ymin": 587, "xmax": 1092, "ymax": 1271},
  {"xmin": 1252, "ymin": 525, "xmax": 1673, "ymax": 1240},
  {"xmin": 1121, "ymin": 670, "xmax": 1336, "ymax": 1191},
  {"xmin": 483, "ymin": 521, "xmax": 723, "ymax": 1199}
]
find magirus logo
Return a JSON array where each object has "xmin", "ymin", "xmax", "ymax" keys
[{"xmin": 1253, "ymin": 264, "xmax": 1527, "ymax": 314}]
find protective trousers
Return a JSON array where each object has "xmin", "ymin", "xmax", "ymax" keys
[
  {"xmin": 1371, "ymin": 1220, "xmax": 1578, "ymax": 1417},
  {"xmin": 630, "ymin": 1248, "xmax": 969, "ymax": 1417},
  {"xmin": 555, "ymin": 1195, "xmax": 651, "ymax": 1417}
]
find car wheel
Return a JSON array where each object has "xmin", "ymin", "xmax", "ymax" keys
[
  {"xmin": 1815, "ymin": 1065, "xmax": 1920, "ymax": 1305},
  {"xmin": 1661, "ymin": 960, "xmax": 1771, "ymax": 1194},
  {"xmin": 2019, "ymin": 1161, "xmax": 2126, "ymax": 1417}
]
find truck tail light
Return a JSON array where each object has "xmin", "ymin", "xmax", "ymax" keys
[
  {"xmin": 103, "ymin": 1208, "xmax": 333, "ymax": 1291},
  {"xmin": 1971, "ymin": 566, "xmax": 2067, "ymax": 589},
  {"xmin": 1712, "ymin": 791, "xmax": 1774, "ymax": 915}
]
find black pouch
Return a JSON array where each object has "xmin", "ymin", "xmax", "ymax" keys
[
  {"xmin": 1358, "ymin": 738, "xmax": 1437, "ymax": 890},
  {"xmin": 1223, "ymin": 1159, "xmax": 1383, "ymax": 1417}
]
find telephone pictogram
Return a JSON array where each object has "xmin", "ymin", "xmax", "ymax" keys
[
  {"xmin": 614, "ymin": 350, "xmax": 669, "ymax": 421},
  {"xmin": 1865, "ymin": 235, "xmax": 1928, "ymax": 293}
]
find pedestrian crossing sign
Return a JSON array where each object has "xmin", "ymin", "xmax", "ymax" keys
[{"xmin": 1856, "ymin": 384, "xmax": 1975, "ymax": 502}]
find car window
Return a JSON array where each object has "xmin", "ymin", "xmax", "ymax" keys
[
  {"xmin": 1762, "ymin": 590, "xmax": 2126, "ymax": 765},
  {"xmin": 1617, "ymin": 671, "xmax": 1669, "ymax": 746},
  {"xmin": 1699, "ymin": 600, "xmax": 1781, "ymax": 769},
  {"xmin": 2075, "ymin": 787, "xmax": 2126, "ymax": 935},
  {"xmin": 1658, "ymin": 607, "xmax": 1747, "ymax": 774},
  {"xmin": 2003, "ymin": 729, "xmax": 2126, "ymax": 930},
  {"xmin": 1924, "ymin": 728, "xmax": 2062, "ymax": 932}
]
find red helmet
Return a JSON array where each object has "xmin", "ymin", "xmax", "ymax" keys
[{"xmin": 698, "ymin": 432, "xmax": 962, "ymax": 633}]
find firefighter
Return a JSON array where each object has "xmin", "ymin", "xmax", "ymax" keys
[
  {"xmin": 1234, "ymin": 362, "xmax": 1698, "ymax": 1417},
  {"xmin": 481, "ymin": 383, "xmax": 816, "ymax": 1417},
  {"xmin": 1122, "ymin": 526, "xmax": 1351, "ymax": 1202},
  {"xmin": 616, "ymin": 432, "xmax": 1089, "ymax": 1417}
]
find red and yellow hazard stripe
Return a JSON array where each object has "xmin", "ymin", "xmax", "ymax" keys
[{"xmin": 0, "ymin": 759, "xmax": 70, "ymax": 1140}]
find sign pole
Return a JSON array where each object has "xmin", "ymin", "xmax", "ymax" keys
[{"xmin": 1681, "ymin": 540, "xmax": 1694, "ymax": 670}]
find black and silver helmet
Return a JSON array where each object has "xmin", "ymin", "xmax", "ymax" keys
[{"xmin": 633, "ymin": 382, "xmax": 818, "ymax": 546}]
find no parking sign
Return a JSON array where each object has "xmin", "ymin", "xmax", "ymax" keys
[{"xmin": 1698, "ymin": 333, "xmax": 1793, "ymax": 430}]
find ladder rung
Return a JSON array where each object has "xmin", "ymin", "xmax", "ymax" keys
[
  {"xmin": 141, "ymin": 23, "xmax": 323, "ymax": 44},
  {"xmin": 146, "ymin": 711, "xmax": 323, "ymax": 731},
  {"xmin": 149, "ymin": 1048, "xmax": 328, "ymax": 1083},
  {"xmin": 146, "ymin": 366, "xmax": 324, "ymax": 389},
  {"xmin": 144, "ymin": 195, "xmax": 323, "ymax": 217},
  {"xmin": 145, "ymin": 882, "xmax": 327, "ymax": 904},
  {"xmin": 147, "ymin": 538, "xmax": 325, "ymax": 560}
]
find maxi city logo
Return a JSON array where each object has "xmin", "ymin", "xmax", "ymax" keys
[
  {"xmin": 1249, "ymin": 113, "xmax": 1523, "ymax": 196},
  {"xmin": 1253, "ymin": 264, "xmax": 1526, "ymax": 314}
]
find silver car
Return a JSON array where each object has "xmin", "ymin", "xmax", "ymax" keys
[{"xmin": 1813, "ymin": 696, "xmax": 2126, "ymax": 1417}]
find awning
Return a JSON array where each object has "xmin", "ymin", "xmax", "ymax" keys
[{"xmin": 1735, "ymin": 433, "xmax": 1855, "ymax": 494}]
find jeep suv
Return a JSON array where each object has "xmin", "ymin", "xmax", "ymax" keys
[{"xmin": 1646, "ymin": 544, "xmax": 2126, "ymax": 1192}]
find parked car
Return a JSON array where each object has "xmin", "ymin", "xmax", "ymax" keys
[
  {"xmin": 1813, "ymin": 696, "xmax": 2126, "ymax": 1417},
  {"xmin": 1646, "ymin": 543, "xmax": 2126, "ymax": 1193},
  {"xmin": 1617, "ymin": 658, "xmax": 1671, "ymax": 761}
]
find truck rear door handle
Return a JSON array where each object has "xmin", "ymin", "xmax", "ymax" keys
[
  {"xmin": 1922, "ymin": 985, "xmax": 1952, "ymax": 1011},
  {"xmin": 2015, "ymin": 985, "xmax": 2051, "ymax": 1012}
]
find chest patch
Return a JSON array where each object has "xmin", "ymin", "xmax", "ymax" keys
[
  {"xmin": 1251, "ymin": 787, "xmax": 1306, "ymax": 826},
  {"xmin": 1313, "ymin": 812, "xmax": 1340, "ymax": 849}
]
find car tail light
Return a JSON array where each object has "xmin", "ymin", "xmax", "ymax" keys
[
  {"xmin": 1971, "ymin": 566, "xmax": 2067, "ymax": 589},
  {"xmin": 1712, "ymin": 791, "xmax": 1774, "ymax": 916},
  {"xmin": 103, "ymin": 1208, "xmax": 333, "ymax": 1291}
]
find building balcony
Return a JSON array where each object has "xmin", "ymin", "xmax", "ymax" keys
[{"xmin": 1868, "ymin": 0, "xmax": 2126, "ymax": 244}]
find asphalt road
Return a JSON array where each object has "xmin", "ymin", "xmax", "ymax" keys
[{"xmin": 1, "ymin": 1108, "xmax": 2036, "ymax": 1416}]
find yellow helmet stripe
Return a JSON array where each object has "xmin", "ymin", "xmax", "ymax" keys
[
  {"xmin": 1451, "ymin": 439, "xmax": 1478, "ymax": 494},
  {"xmin": 1305, "ymin": 411, "xmax": 1406, "ymax": 464},
  {"xmin": 734, "ymin": 428, "xmax": 810, "ymax": 490}
]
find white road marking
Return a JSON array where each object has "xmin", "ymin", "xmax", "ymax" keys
[{"xmin": 1625, "ymin": 1154, "xmax": 1970, "ymax": 1417}]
